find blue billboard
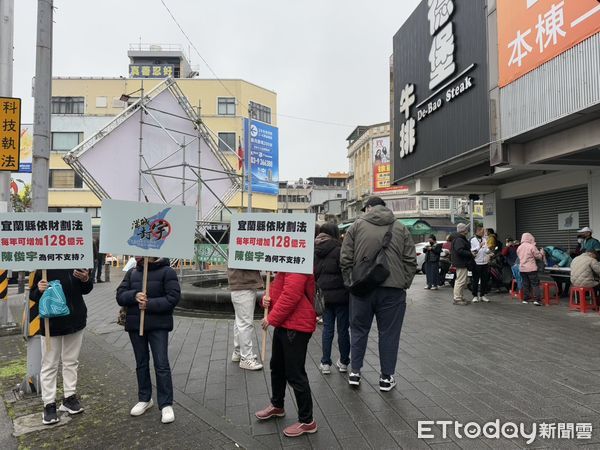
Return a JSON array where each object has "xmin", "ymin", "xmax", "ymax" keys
[{"xmin": 244, "ymin": 118, "xmax": 279, "ymax": 196}]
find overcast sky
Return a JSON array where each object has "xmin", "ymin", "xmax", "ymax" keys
[{"xmin": 12, "ymin": 0, "xmax": 420, "ymax": 181}]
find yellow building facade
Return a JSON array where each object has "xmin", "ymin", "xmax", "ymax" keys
[{"xmin": 49, "ymin": 77, "xmax": 278, "ymax": 221}]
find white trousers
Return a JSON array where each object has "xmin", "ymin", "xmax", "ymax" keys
[
  {"xmin": 231, "ymin": 290, "xmax": 257, "ymax": 360},
  {"xmin": 40, "ymin": 330, "xmax": 84, "ymax": 406}
]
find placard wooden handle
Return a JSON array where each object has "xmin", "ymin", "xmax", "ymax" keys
[
  {"xmin": 261, "ymin": 272, "xmax": 271, "ymax": 363},
  {"xmin": 139, "ymin": 257, "xmax": 149, "ymax": 336}
]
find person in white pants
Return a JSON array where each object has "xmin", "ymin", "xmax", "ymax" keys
[
  {"xmin": 30, "ymin": 268, "xmax": 93, "ymax": 425},
  {"xmin": 227, "ymin": 269, "xmax": 264, "ymax": 370}
]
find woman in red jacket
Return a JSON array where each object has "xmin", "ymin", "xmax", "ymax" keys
[{"xmin": 255, "ymin": 272, "xmax": 318, "ymax": 438}]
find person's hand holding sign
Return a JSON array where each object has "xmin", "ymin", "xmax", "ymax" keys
[
  {"xmin": 136, "ymin": 292, "xmax": 148, "ymax": 310},
  {"xmin": 261, "ymin": 317, "xmax": 269, "ymax": 330},
  {"xmin": 38, "ymin": 279, "xmax": 48, "ymax": 293},
  {"xmin": 73, "ymin": 269, "xmax": 89, "ymax": 283}
]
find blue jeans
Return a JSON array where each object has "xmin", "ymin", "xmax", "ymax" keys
[
  {"xmin": 321, "ymin": 304, "xmax": 350, "ymax": 366},
  {"xmin": 350, "ymin": 287, "xmax": 406, "ymax": 377},
  {"xmin": 129, "ymin": 330, "xmax": 173, "ymax": 409}
]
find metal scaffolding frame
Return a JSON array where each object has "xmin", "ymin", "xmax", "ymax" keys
[{"xmin": 64, "ymin": 78, "xmax": 240, "ymax": 264}]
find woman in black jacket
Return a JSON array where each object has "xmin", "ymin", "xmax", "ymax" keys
[
  {"xmin": 423, "ymin": 235, "xmax": 443, "ymax": 290},
  {"xmin": 314, "ymin": 223, "xmax": 350, "ymax": 375},
  {"xmin": 116, "ymin": 257, "xmax": 180, "ymax": 424},
  {"xmin": 30, "ymin": 268, "xmax": 93, "ymax": 425}
]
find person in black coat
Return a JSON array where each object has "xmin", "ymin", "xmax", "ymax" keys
[
  {"xmin": 314, "ymin": 222, "xmax": 350, "ymax": 375},
  {"xmin": 30, "ymin": 268, "xmax": 93, "ymax": 424},
  {"xmin": 423, "ymin": 235, "xmax": 442, "ymax": 290},
  {"xmin": 116, "ymin": 257, "xmax": 180, "ymax": 424},
  {"xmin": 450, "ymin": 223, "xmax": 475, "ymax": 305}
]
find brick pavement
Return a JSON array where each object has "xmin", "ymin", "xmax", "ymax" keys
[{"xmin": 11, "ymin": 268, "xmax": 600, "ymax": 449}]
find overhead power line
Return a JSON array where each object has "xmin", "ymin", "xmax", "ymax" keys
[{"xmin": 158, "ymin": 0, "xmax": 355, "ymax": 129}]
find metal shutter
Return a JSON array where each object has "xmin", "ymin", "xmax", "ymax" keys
[{"xmin": 515, "ymin": 187, "xmax": 589, "ymax": 252}]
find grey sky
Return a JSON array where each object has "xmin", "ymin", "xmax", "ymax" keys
[{"xmin": 13, "ymin": 0, "xmax": 420, "ymax": 181}]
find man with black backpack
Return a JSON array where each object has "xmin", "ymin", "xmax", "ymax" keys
[{"xmin": 340, "ymin": 196, "xmax": 416, "ymax": 391}]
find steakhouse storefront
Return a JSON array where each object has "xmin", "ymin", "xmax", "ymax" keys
[{"xmin": 392, "ymin": 0, "xmax": 600, "ymax": 247}]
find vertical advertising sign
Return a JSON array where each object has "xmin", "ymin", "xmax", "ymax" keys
[
  {"xmin": 0, "ymin": 97, "xmax": 21, "ymax": 172},
  {"xmin": 373, "ymin": 136, "xmax": 408, "ymax": 193},
  {"xmin": 244, "ymin": 119, "xmax": 279, "ymax": 196}
]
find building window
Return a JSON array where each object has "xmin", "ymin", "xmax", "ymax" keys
[
  {"xmin": 51, "ymin": 97, "xmax": 85, "ymax": 114},
  {"xmin": 427, "ymin": 197, "xmax": 451, "ymax": 210},
  {"xmin": 249, "ymin": 101, "xmax": 272, "ymax": 124},
  {"xmin": 49, "ymin": 169, "xmax": 83, "ymax": 189},
  {"xmin": 218, "ymin": 132, "xmax": 236, "ymax": 153},
  {"xmin": 52, "ymin": 132, "xmax": 83, "ymax": 152},
  {"xmin": 217, "ymin": 97, "xmax": 236, "ymax": 116}
]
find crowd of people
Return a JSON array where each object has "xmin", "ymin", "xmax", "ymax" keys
[{"xmin": 30, "ymin": 197, "xmax": 600, "ymax": 439}]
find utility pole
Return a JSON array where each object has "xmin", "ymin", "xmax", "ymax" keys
[
  {"xmin": 0, "ymin": 0, "xmax": 14, "ymax": 328},
  {"xmin": 22, "ymin": 0, "xmax": 53, "ymax": 395},
  {"xmin": 246, "ymin": 103, "xmax": 253, "ymax": 213}
]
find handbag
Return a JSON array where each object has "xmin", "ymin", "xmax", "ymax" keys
[
  {"xmin": 314, "ymin": 286, "xmax": 325, "ymax": 316},
  {"xmin": 117, "ymin": 268, "xmax": 134, "ymax": 326},
  {"xmin": 349, "ymin": 221, "xmax": 395, "ymax": 297},
  {"xmin": 39, "ymin": 280, "xmax": 70, "ymax": 319}
]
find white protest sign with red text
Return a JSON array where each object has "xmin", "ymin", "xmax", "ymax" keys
[
  {"xmin": 0, "ymin": 213, "xmax": 93, "ymax": 270},
  {"xmin": 228, "ymin": 213, "xmax": 316, "ymax": 274}
]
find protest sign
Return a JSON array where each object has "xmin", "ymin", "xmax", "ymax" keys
[
  {"xmin": 228, "ymin": 213, "xmax": 316, "ymax": 274},
  {"xmin": 0, "ymin": 213, "xmax": 93, "ymax": 270},
  {"xmin": 99, "ymin": 199, "xmax": 197, "ymax": 259}
]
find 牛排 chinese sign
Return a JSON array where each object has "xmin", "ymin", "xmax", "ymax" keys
[
  {"xmin": 0, "ymin": 213, "xmax": 93, "ymax": 270},
  {"xmin": 498, "ymin": 0, "xmax": 600, "ymax": 87},
  {"xmin": 228, "ymin": 213, "xmax": 316, "ymax": 274},
  {"xmin": 99, "ymin": 199, "xmax": 196, "ymax": 259},
  {"xmin": 0, "ymin": 97, "xmax": 21, "ymax": 172}
]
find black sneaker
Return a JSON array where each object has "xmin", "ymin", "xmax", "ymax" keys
[
  {"xmin": 348, "ymin": 372, "xmax": 361, "ymax": 387},
  {"xmin": 379, "ymin": 375, "xmax": 397, "ymax": 392},
  {"xmin": 59, "ymin": 394, "xmax": 84, "ymax": 414},
  {"xmin": 42, "ymin": 402, "xmax": 60, "ymax": 425}
]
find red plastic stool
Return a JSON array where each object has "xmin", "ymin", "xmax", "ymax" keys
[
  {"xmin": 569, "ymin": 286, "xmax": 598, "ymax": 313},
  {"xmin": 510, "ymin": 279, "xmax": 524, "ymax": 301},
  {"xmin": 541, "ymin": 281, "xmax": 559, "ymax": 306}
]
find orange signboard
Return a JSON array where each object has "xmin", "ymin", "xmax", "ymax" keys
[{"xmin": 498, "ymin": 0, "xmax": 600, "ymax": 87}]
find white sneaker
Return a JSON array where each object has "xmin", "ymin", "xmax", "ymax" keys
[
  {"xmin": 319, "ymin": 363, "xmax": 331, "ymax": 375},
  {"xmin": 533, "ymin": 301, "xmax": 542, "ymax": 306},
  {"xmin": 522, "ymin": 300, "xmax": 529, "ymax": 304},
  {"xmin": 336, "ymin": 360, "xmax": 348, "ymax": 373},
  {"xmin": 161, "ymin": 405, "xmax": 175, "ymax": 424},
  {"xmin": 239, "ymin": 357, "xmax": 263, "ymax": 371},
  {"xmin": 130, "ymin": 399, "xmax": 154, "ymax": 416},
  {"xmin": 481, "ymin": 296, "xmax": 491, "ymax": 303},
  {"xmin": 431, "ymin": 286, "xmax": 438, "ymax": 290},
  {"xmin": 472, "ymin": 297, "xmax": 480, "ymax": 303},
  {"xmin": 231, "ymin": 351, "xmax": 241, "ymax": 362}
]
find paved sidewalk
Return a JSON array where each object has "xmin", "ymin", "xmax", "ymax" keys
[{"xmin": 82, "ymin": 271, "xmax": 600, "ymax": 449}]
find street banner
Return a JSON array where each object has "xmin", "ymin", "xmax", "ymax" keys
[
  {"xmin": 228, "ymin": 213, "xmax": 316, "ymax": 274},
  {"xmin": 372, "ymin": 136, "xmax": 408, "ymax": 193},
  {"xmin": 0, "ymin": 213, "xmax": 93, "ymax": 270},
  {"xmin": 244, "ymin": 119, "xmax": 279, "ymax": 196},
  {"xmin": 0, "ymin": 97, "xmax": 21, "ymax": 172},
  {"xmin": 99, "ymin": 199, "xmax": 197, "ymax": 259}
]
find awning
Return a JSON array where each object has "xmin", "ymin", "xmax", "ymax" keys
[{"xmin": 399, "ymin": 219, "xmax": 432, "ymax": 234}]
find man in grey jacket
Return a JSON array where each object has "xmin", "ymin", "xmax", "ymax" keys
[{"xmin": 340, "ymin": 196, "xmax": 417, "ymax": 391}]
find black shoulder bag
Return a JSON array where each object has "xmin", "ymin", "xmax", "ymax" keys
[{"xmin": 349, "ymin": 221, "xmax": 395, "ymax": 297}]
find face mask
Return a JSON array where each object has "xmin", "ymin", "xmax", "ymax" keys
[{"xmin": 577, "ymin": 238, "xmax": 584, "ymax": 244}]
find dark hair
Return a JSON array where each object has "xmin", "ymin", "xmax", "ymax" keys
[
  {"xmin": 428, "ymin": 234, "xmax": 436, "ymax": 241},
  {"xmin": 319, "ymin": 222, "xmax": 340, "ymax": 240},
  {"xmin": 314, "ymin": 224, "xmax": 321, "ymax": 238},
  {"xmin": 487, "ymin": 228, "xmax": 495, "ymax": 234}
]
